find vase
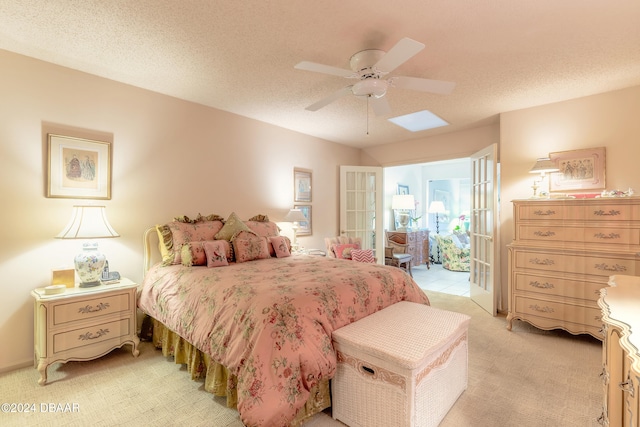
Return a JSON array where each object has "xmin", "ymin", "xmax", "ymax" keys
[{"xmin": 74, "ymin": 242, "xmax": 106, "ymax": 287}]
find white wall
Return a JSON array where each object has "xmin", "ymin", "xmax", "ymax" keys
[{"xmin": 0, "ymin": 50, "xmax": 361, "ymax": 371}]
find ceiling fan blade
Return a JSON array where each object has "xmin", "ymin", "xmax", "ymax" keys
[
  {"xmin": 294, "ymin": 61, "xmax": 354, "ymax": 78},
  {"xmin": 305, "ymin": 86, "xmax": 354, "ymax": 111},
  {"xmin": 374, "ymin": 37, "xmax": 425, "ymax": 73},
  {"xmin": 392, "ymin": 76, "xmax": 456, "ymax": 95},
  {"xmin": 370, "ymin": 96, "xmax": 391, "ymax": 117}
]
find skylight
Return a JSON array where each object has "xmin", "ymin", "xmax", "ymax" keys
[{"xmin": 388, "ymin": 110, "xmax": 449, "ymax": 132}]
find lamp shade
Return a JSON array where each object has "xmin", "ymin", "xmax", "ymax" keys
[
  {"xmin": 392, "ymin": 194, "xmax": 415, "ymax": 210},
  {"xmin": 284, "ymin": 209, "xmax": 307, "ymax": 223},
  {"xmin": 56, "ymin": 205, "xmax": 119, "ymax": 239},
  {"xmin": 529, "ymin": 157, "xmax": 560, "ymax": 174},
  {"xmin": 428, "ymin": 201, "xmax": 446, "ymax": 214}
]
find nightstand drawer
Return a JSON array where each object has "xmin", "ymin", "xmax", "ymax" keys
[
  {"xmin": 52, "ymin": 292, "xmax": 132, "ymax": 326},
  {"xmin": 53, "ymin": 318, "xmax": 132, "ymax": 354}
]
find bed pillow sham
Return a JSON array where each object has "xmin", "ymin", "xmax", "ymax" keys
[
  {"xmin": 215, "ymin": 212, "xmax": 253, "ymax": 241},
  {"xmin": 233, "ymin": 233, "xmax": 271, "ymax": 263},
  {"xmin": 157, "ymin": 218, "xmax": 225, "ymax": 266},
  {"xmin": 203, "ymin": 240, "xmax": 230, "ymax": 267},
  {"xmin": 269, "ymin": 236, "xmax": 291, "ymax": 258}
]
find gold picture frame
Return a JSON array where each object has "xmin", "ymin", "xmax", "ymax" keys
[
  {"xmin": 549, "ymin": 147, "xmax": 606, "ymax": 192},
  {"xmin": 47, "ymin": 134, "xmax": 112, "ymax": 199},
  {"xmin": 294, "ymin": 168, "xmax": 312, "ymax": 202}
]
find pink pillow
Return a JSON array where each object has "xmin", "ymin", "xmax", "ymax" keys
[
  {"xmin": 162, "ymin": 220, "xmax": 224, "ymax": 265},
  {"xmin": 203, "ymin": 240, "xmax": 229, "ymax": 267},
  {"xmin": 181, "ymin": 242, "xmax": 207, "ymax": 266},
  {"xmin": 233, "ymin": 235, "xmax": 271, "ymax": 263},
  {"xmin": 351, "ymin": 249, "xmax": 375, "ymax": 263},
  {"xmin": 269, "ymin": 236, "xmax": 291, "ymax": 258},
  {"xmin": 333, "ymin": 243, "xmax": 360, "ymax": 259}
]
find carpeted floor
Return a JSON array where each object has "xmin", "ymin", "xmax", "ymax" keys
[{"xmin": 0, "ymin": 291, "xmax": 602, "ymax": 426}]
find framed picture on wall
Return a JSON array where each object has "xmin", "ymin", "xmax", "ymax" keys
[
  {"xmin": 294, "ymin": 168, "xmax": 312, "ymax": 202},
  {"xmin": 294, "ymin": 205, "xmax": 312, "ymax": 236},
  {"xmin": 397, "ymin": 184, "xmax": 409, "ymax": 195},
  {"xmin": 549, "ymin": 147, "xmax": 606, "ymax": 192},
  {"xmin": 47, "ymin": 134, "xmax": 112, "ymax": 199}
]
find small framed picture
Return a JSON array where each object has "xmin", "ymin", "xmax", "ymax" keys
[
  {"xmin": 47, "ymin": 134, "xmax": 112, "ymax": 199},
  {"xmin": 294, "ymin": 168, "xmax": 312, "ymax": 202},
  {"xmin": 294, "ymin": 205, "xmax": 312, "ymax": 236},
  {"xmin": 397, "ymin": 184, "xmax": 409, "ymax": 195}
]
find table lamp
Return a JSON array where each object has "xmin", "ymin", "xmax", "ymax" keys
[
  {"xmin": 392, "ymin": 194, "xmax": 415, "ymax": 230},
  {"xmin": 529, "ymin": 157, "xmax": 560, "ymax": 197},
  {"xmin": 56, "ymin": 205, "xmax": 119, "ymax": 287},
  {"xmin": 284, "ymin": 208, "xmax": 307, "ymax": 251}
]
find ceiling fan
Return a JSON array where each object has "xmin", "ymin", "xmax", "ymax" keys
[{"xmin": 294, "ymin": 37, "xmax": 456, "ymax": 116}]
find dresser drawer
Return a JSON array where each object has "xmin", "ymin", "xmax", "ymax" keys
[
  {"xmin": 514, "ymin": 295, "xmax": 602, "ymax": 328},
  {"xmin": 512, "ymin": 249, "xmax": 640, "ymax": 278},
  {"xmin": 516, "ymin": 201, "xmax": 639, "ymax": 222},
  {"xmin": 515, "ymin": 224, "xmax": 640, "ymax": 247},
  {"xmin": 52, "ymin": 292, "xmax": 132, "ymax": 326},
  {"xmin": 512, "ymin": 272, "xmax": 603, "ymax": 301},
  {"xmin": 52, "ymin": 318, "xmax": 132, "ymax": 354}
]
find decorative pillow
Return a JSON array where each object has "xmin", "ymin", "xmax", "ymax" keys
[
  {"xmin": 158, "ymin": 220, "xmax": 225, "ymax": 265},
  {"xmin": 333, "ymin": 243, "xmax": 360, "ymax": 259},
  {"xmin": 351, "ymin": 249, "xmax": 375, "ymax": 263},
  {"xmin": 203, "ymin": 240, "xmax": 230, "ymax": 267},
  {"xmin": 233, "ymin": 235, "xmax": 271, "ymax": 263},
  {"xmin": 269, "ymin": 236, "xmax": 291, "ymax": 258},
  {"xmin": 181, "ymin": 242, "xmax": 208, "ymax": 266},
  {"xmin": 215, "ymin": 212, "xmax": 253, "ymax": 241}
]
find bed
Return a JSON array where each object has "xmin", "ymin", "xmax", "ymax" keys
[{"xmin": 137, "ymin": 213, "xmax": 430, "ymax": 427}]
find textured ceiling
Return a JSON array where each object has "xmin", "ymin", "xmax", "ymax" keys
[{"xmin": 1, "ymin": 1, "xmax": 639, "ymax": 149}]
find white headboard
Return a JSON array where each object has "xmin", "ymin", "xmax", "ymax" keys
[{"xmin": 143, "ymin": 226, "xmax": 162, "ymax": 277}]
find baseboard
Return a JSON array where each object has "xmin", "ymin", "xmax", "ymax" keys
[{"xmin": 0, "ymin": 359, "xmax": 32, "ymax": 374}]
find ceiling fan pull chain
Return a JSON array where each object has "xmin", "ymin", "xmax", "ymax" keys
[{"xmin": 366, "ymin": 95, "xmax": 370, "ymax": 135}]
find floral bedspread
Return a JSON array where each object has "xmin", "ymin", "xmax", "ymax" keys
[{"xmin": 138, "ymin": 255, "xmax": 429, "ymax": 427}]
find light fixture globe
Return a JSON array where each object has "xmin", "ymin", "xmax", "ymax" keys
[{"xmin": 351, "ymin": 79, "xmax": 388, "ymax": 98}]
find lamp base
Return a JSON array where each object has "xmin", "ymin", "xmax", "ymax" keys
[{"xmin": 74, "ymin": 242, "xmax": 107, "ymax": 287}]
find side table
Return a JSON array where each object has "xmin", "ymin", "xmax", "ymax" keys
[{"xmin": 31, "ymin": 278, "xmax": 140, "ymax": 385}]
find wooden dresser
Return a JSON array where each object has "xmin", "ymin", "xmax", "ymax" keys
[
  {"xmin": 386, "ymin": 229, "xmax": 430, "ymax": 267},
  {"xmin": 598, "ymin": 275, "xmax": 640, "ymax": 427},
  {"xmin": 507, "ymin": 197, "xmax": 640, "ymax": 339}
]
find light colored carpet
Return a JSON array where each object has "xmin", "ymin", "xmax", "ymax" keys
[{"xmin": 0, "ymin": 291, "xmax": 602, "ymax": 426}]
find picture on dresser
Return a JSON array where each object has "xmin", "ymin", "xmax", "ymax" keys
[{"xmin": 548, "ymin": 147, "xmax": 605, "ymax": 192}]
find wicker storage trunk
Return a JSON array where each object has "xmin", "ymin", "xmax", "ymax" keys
[{"xmin": 331, "ymin": 301, "xmax": 470, "ymax": 427}]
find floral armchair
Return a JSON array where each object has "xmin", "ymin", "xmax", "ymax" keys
[{"xmin": 434, "ymin": 233, "xmax": 470, "ymax": 272}]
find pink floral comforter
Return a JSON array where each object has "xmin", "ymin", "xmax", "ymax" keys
[{"xmin": 138, "ymin": 255, "xmax": 429, "ymax": 427}]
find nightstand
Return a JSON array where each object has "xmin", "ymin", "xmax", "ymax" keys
[{"xmin": 31, "ymin": 278, "xmax": 140, "ymax": 385}]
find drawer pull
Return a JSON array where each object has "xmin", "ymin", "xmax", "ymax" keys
[
  {"xmin": 533, "ymin": 231, "xmax": 556, "ymax": 238},
  {"xmin": 529, "ymin": 280, "xmax": 554, "ymax": 289},
  {"xmin": 619, "ymin": 377, "xmax": 635, "ymax": 397},
  {"xmin": 593, "ymin": 232, "xmax": 621, "ymax": 240},
  {"xmin": 594, "ymin": 263, "xmax": 627, "ymax": 272},
  {"xmin": 529, "ymin": 258, "xmax": 555, "ymax": 266},
  {"xmin": 529, "ymin": 304, "xmax": 554, "ymax": 313},
  {"xmin": 78, "ymin": 328, "xmax": 110, "ymax": 341},
  {"xmin": 78, "ymin": 302, "xmax": 111, "ymax": 314},
  {"xmin": 533, "ymin": 209, "xmax": 556, "ymax": 216},
  {"xmin": 599, "ymin": 367, "xmax": 609, "ymax": 385},
  {"xmin": 596, "ymin": 411, "xmax": 607, "ymax": 426},
  {"xmin": 593, "ymin": 209, "xmax": 621, "ymax": 217}
]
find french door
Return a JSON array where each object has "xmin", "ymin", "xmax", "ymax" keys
[
  {"xmin": 470, "ymin": 144, "xmax": 499, "ymax": 315},
  {"xmin": 339, "ymin": 166, "xmax": 384, "ymax": 263}
]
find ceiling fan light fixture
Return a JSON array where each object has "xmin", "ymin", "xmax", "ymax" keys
[{"xmin": 351, "ymin": 79, "xmax": 388, "ymax": 97}]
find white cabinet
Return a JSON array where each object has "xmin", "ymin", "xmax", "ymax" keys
[
  {"xmin": 31, "ymin": 278, "xmax": 140, "ymax": 385},
  {"xmin": 507, "ymin": 198, "xmax": 640, "ymax": 339}
]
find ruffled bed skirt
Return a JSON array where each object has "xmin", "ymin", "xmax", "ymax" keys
[{"xmin": 150, "ymin": 318, "xmax": 331, "ymax": 426}]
